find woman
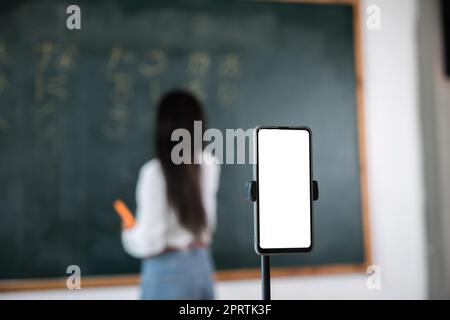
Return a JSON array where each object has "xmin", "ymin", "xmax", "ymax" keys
[{"xmin": 121, "ymin": 90, "xmax": 220, "ymax": 300}]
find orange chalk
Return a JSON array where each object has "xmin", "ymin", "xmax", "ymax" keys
[{"xmin": 113, "ymin": 199, "xmax": 136, "ymax": 229}]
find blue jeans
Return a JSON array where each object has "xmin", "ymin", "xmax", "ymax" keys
[{"xmin": 140, "ymin": 248, "xmax": 215, "ymax": 300}]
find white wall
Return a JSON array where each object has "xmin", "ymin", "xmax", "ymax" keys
[{"xmin": 0, "ymin": 0, "xmax": 428, "ymax": 300}]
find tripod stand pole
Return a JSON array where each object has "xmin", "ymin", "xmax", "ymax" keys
[{"xmin": 261, "ymin": 255, "xmax": 271, "ymax": 300}]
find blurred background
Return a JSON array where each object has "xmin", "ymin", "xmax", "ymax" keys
[{"xmin": 0, "ymin": 0, "xmax": 449, "ymax": 299}]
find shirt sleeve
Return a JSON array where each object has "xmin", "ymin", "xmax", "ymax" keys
[
  {"xmin": 121, "ymin": 162, "xmax": 168, "ymax": 258},
  {"xmin": 202, "ymin": 153, "xmax": 221, "ymax": 233}
]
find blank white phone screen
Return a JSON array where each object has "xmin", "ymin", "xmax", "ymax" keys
[{"xmin": 258, "ymin": 129, "xmax": 311, "ymax": 249}]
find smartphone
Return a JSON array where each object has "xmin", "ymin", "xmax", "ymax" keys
[{"xmin": 254, "ymin": 126, "xmax": 313, "ymax": 254}]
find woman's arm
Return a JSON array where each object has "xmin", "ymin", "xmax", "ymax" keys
[{"xmin": 121, "ymin": 161, "xmax": 168, "ymax": 258}]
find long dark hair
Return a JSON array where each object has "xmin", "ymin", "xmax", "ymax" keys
[{"xmin": 155, "ymin": 89, "xmax": 207, "ymax": 237}]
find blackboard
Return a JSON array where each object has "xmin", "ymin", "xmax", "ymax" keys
[{"xmin": 0, "ymin": 0, "xmax": 370, "ymax": 284}]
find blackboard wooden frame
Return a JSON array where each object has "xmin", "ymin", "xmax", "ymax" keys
[{"xmin": 0, "ymin": 0, "xmax": 371, "ymax": 292}]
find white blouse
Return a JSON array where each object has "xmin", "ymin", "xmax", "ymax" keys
[{"xmin": 121, "ymin": 152, "xmax": 220, "ymax": 258}]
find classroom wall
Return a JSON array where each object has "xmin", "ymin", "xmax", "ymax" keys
[{"xmin": 0, "ymin": 0, "xmax": 429, "ymax": 300}]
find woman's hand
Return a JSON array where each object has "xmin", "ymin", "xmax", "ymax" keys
[{"xmin": 114, "ymin": 199, "xmax": 136, "ymax": 230}]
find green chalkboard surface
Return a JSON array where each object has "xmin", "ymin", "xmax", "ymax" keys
[{"xmin": 0, "ymin": 0, "xmax": 368, "ymax": 281}]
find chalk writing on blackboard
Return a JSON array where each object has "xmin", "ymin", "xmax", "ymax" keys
[
  {"xmin": 217, "ymin": 53, "xmax": 240, "ymax": 106},
  {"xmin": 33, "ymin": 103, "xmax": 56, "ymax": 139},
  {"xmin": 139, "ymin": 49, "xmax": 167, "ymax": 76},
  {"xmin": 34, "ymin": 43, "xmax": 78, "ymax": 139},
  {"xmin": 187, "ymin": 52, "xmax": 210, "ymax": 77},
  {"xmin": 108, "ymin": 47, "xmax": 135, "ymax": 69},
  {"xmin": 187, "ymin": 52, "xmax": 210, "ymax": 101},
  {"xmin": 217, "ymin": 82, "xmax": 234, "ymax": 106},
  {"xmin": 35, "ymin": 42, "xmax": 54, "ymax": 102},
  {"xmin": 0, "ymin": 41, "xmax": 245, "ymax": 138},
  {"xmin": 35, "ymin": 43, "xmax": 78, "ymax": 102},
  {"xmin": 219, "ymin": 53, "xmax": 240, "ymax": 77},
  {"xmin": 104, "ymin": 47, "xmax": 135, "ymax": 139},
  {"xmin": 139, "ymin": 49, "xmax": 167, "ymax": 104}
]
